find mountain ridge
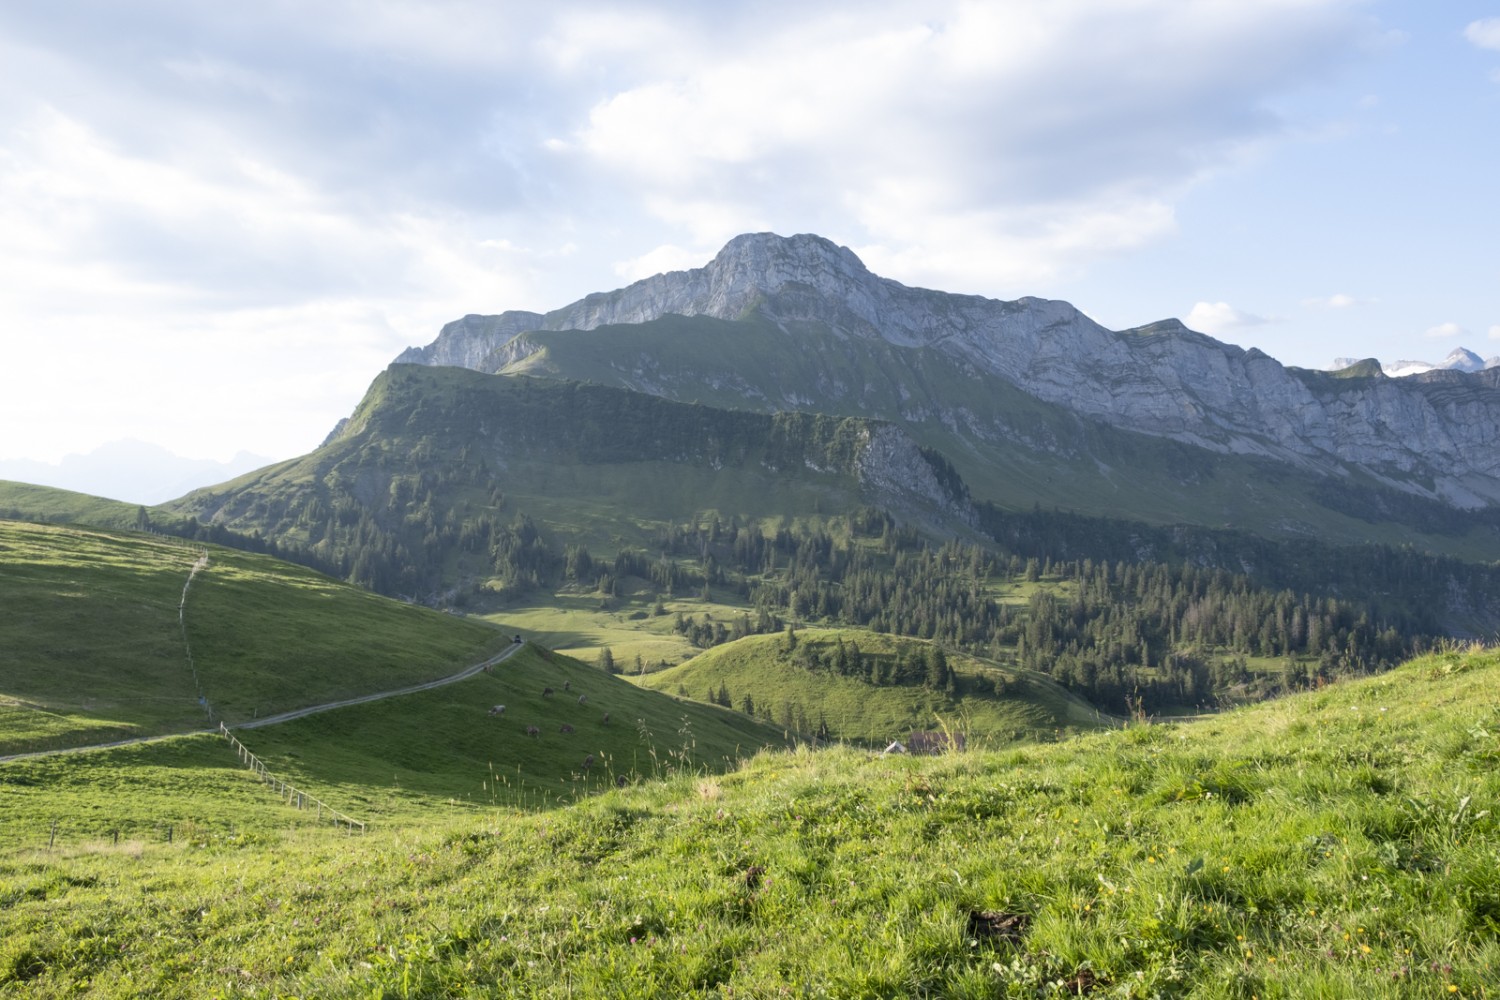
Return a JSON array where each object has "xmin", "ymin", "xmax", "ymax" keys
[
  {"xmin": 1330, "ymin": 346, "xmax": 1500, "ymax": 378},
  {"xmin": 398, "ymin": 232, "xmax": 1500, "ymax": 509}
]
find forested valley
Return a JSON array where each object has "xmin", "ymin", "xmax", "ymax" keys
[{"xmin": 126, "ymin": 452, "xmax": 1500, "ymax": 715}]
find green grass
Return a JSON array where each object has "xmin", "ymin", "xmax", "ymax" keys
[
  {"xmin": 229, "ymin": 644, "xmax": 788, "ymax": 821},
  {"xmin": 0, "ymin": 519, "xmax": 508, "ymax": 754},
  {"xmin": 4, "ymin": 647, "xmax": 1500, "ymax": 996},
  {"xmin": 491, "ymin": 592, "xmax": 709, "ymax": 666},
  {"xmin": 0, "ymin": 481, "xmax": 151, "ymax": 531},
  {"xmin": 639, "ymin": 627, "xmax": 1105, "ymax": 744},
  {"xmin": 182, "ymin": 544, "xmax": 510, "ymax": 723},
  {"xmin": 0, "ymin": 735, "xmax": 326, "ymax": 848}
]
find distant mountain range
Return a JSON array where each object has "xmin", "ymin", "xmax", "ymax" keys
[
  {"xmin": 0, "ymin": 440, "xmax": 273, "ymax": 505},
  {"xmin": 1329, "ymin": 347, "xmax": 1500, "ymax": 378}
]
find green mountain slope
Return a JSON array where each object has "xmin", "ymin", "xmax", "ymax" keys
[
  {"xmin": 496, "ymin": 312, "xmax": 1500, "ymax": 560},
  {"xmin": 637, "ymin": 628, "xmax": 1105, "ymax": 744},
  {"xmin": 4, "ymin": 647, "xmax": 1498, "ymax": 995},
  {"xmin": 0, "ymin": 519, "xmax": 508, "ymax": 755},
  {"xmin": 162, "ymin": 365, "xmax": 972, "ymax": 600},
  {"xmin": 0, "ymin": 481, "xmax": 154, "ymax": 531},
  {"xmin": 231, "ymin": 644, "xmax": 787, "ymax": 819}
]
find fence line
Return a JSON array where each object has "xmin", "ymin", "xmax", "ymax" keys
[{"xmin": 219, "ymin": 723, "xmax": 366, "ymax": 834}]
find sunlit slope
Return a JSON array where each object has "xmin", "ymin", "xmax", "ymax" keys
[
  {"xmin": 0, "ymin": 481, "xmax": 154, "ymax": 531},
  {"xmin": 232, "ymin": 645, "xmax": 789, "ymax": 819},
  {"xmin": 638, "ymin": 627, "xmax": 1107, "ymax": 744},
  {"xmin": 0, "ymin": 519, "xmax": 507, "ymax": 755},
  {"xmin": 4, "ymin": 648, "xmax": 1499, "ymax": 995}
]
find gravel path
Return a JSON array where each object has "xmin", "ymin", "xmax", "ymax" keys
[{"xmin": 0, "ymin": 641, "xmax": 525, "ymax": 764}]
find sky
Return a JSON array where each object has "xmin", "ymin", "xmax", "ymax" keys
[{"xmin": 1, "ymin": 1, "xmax": 1497, "ymax": 493}]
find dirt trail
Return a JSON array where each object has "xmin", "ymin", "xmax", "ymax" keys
[{"xmin": 0, "ymin": 641, "xmax": 525, "ymax": 764}]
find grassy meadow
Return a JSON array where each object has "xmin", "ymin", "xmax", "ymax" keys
[
  {"xmin": 0, "ymin": 519, "xmax": 508, "ymax": 756},
  {"xmin": 639, "ymin": 627, "xmax": 1107, "ymax": 744},
  {"xmin": 3, "ymin": 646, "xmax": 1499, "ymax": 996},
  {"xmin": 227, "ymin": 644, "xmax": 788, "ymax": 821}
]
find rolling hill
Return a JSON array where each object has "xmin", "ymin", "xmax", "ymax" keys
[
  {"xmin": 637, "ymin": 627, "xmax": 1106, "ymax": 745},
  {"xmin": 0, "ymin": 518, "xmax": 507, "ymax": 755},
  {"xmin": 3, "ymin": 644, "xmax": 1497, "ymax": 995}
]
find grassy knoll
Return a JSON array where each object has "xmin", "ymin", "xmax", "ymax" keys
[
  {"xmin": 490, "ymin": 592, "xmax": 717, "ymax": 667},
  {"xmin": 231, "ymin": 644, "xmax": 788, "ymax": 821},
  {"xmin": 0, "ymin": 519, "xmax": 507, "ymax": 755},
  {"xmin": 639, "ymin": 627, "xmax": 1106, "ymax": 744},
  {"xmin": 1, "ymin": 521, "xmax": 210, "ymax": 751},
  {"xmin": 0, "ymin": 735, "xmax": 328, "ymax": 848},
  {"xmin": 3, "ymin": 646, "xmax": 1499, "ymax": 996},
  {"xmin": 181, "ymin": 543, "xmax": 509, "ymax": 723},
  {"xmin": 0, "ymin": 481, "xmax": 152, "ymax": 531}
]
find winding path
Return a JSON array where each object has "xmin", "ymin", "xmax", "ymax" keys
[{"xmin": 0, "ymin": 641, "xmax": 525, "ymax": 764}]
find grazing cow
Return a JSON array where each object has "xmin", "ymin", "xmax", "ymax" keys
[
  {"xmin": 525, "ymin": 725, "xmax": 540, "ymax": 738},
  {"xmin": 564, "ymin": 680, "xmax": 571, "ymax": 692},
  {"xmin": 577, "ymin": 694, "xmax": 588, "ymax": 705},
  {"xmin": 616, "ymin": 774, "xmax": 628, "ymax": 788},
  {"xmin": 488, "ymin": 704, "xmax": 506, "ymax": 716},
  {"xmin": 601, "ymin": 712, "xmax": 610, "ymax": 725},
  {"xmin": 560, "ymin": 723, "xmax": 575, "ymax": 734},
  {"xmin": 542, "ymin": 687, "xmax": 554, "ymax": 698},
  {"xmin": 582, "ymin": 754, "xmax": 595, "ymax": 770}
]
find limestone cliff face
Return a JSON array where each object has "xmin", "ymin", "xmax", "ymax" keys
[
  {"xmin": 395, "ymin": 312, "xmax": 543, "ymax": 370},
  {"xmin": 854, "ymin": 424, "xmax": 978, "ymax": 531},
  {"xmin": 397, "ymin": 233, "xmax": 1500, "ymax": 508}
]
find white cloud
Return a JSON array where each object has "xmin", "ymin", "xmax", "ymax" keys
[
  {"xmin": 0, "ymin": 1, "xmax": 1390, "ymax": 473},
  {"xmin": 0, "ymin": 106, "xmax": 538, "ymax": 463},
  {"xmin": 1304, "ymin": 293, "xmax": 1357, "ymax": 308},
  {"xmin": 613, "ymin": 244, "xmax": 714, "ymax": 282},
  {"xmin": 567, "ymin": 0, "xmax": 1371, "ymax": 293},
  {"xmin": 1488, "ymin": 324, "xmax": 1500, "ymax": 341},
  {"xmin": 1424, "ymin": 322, "xmax": 1467, "ymax": 339},
  {"xmin": 1465, "ymin": 18, "xmax": 1500, "ymax": 51},
  {"xmin": 1186, "ymin": 301, "xmax": 1273, "ymax": 335}
]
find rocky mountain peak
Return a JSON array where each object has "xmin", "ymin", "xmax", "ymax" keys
[
  {"xmin": 394, "ymin": 232, "xmax": 1500, "ymax": 509},
  {"xmin": 709, "ymin": 231, "xmax": 870, "ymax": 284},
  {"xmin": 1443, "ymin": 347, "xmax": 1487, "ymax": 373},
  {"xmin": 548, "ymin": 231, "xmax": 912, "ymax": 341}
]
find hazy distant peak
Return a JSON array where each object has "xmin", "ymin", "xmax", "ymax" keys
[
  {"xmin": 0, "ymin": 439, "xmax": 275, "ymax": 505},
  {"xmin": 1442, "ymin": 347, "xmax": 1487, "ymax": 372},
  {"xmin": 1329, "ymin": 346, "xmax": 1500, "ymax": 377}
]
